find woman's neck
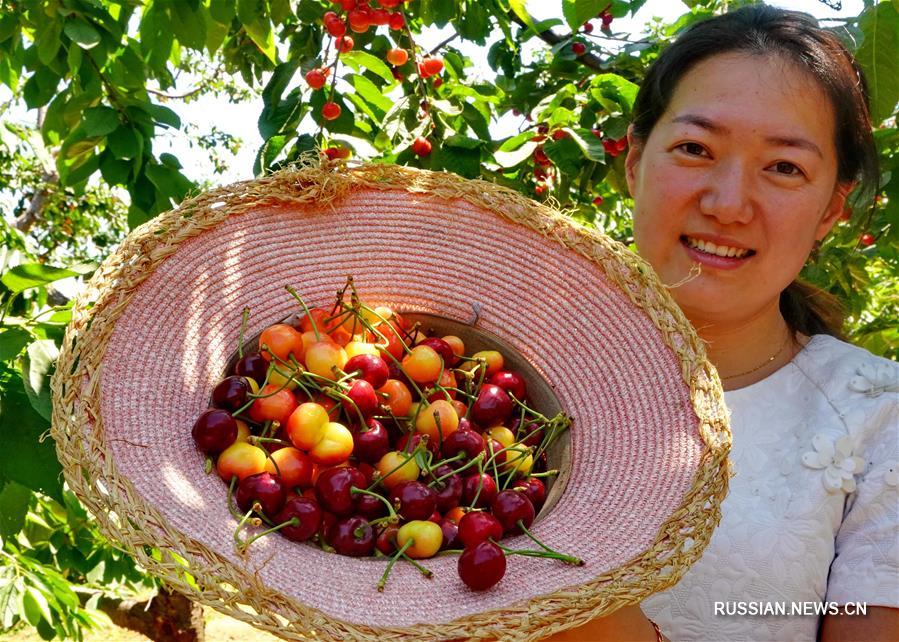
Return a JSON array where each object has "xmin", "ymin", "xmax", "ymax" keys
[{"xmin": 687, "ymin": 304, "xmax": 800, "ymax": 391}]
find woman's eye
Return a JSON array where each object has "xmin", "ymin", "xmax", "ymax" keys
[
  {"xmin": 772, "ymin": 161, "xmax": 803, "ymax": 176},
  {"xmin": 678, "ymin": 142, "xmax": 706, "ymax": 156}
]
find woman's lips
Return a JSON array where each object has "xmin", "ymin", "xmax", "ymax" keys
[{"xmin": 680, "ymin": 236, "xmax": 754, "ymax": 269}]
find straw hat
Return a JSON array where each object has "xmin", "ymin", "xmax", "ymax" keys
[{"xmin": 51, "ymin": 162, "xmax": 731, "ymax": 641}]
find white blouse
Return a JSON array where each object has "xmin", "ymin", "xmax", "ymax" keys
[{"xmin": 641, "ymin": 335, "xmax": 899, "ymax": 641}]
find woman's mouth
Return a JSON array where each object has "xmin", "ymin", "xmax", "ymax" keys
[{"xmin": 680, "ymin": 235, "xmax": 756, "ymax": 268}]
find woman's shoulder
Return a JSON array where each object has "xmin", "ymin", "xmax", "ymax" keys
[{"xmin": 798, "ymin": 334, "xmax": 898, "ymax": 397}]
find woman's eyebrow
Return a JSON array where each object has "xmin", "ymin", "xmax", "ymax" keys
[{"xmin": 670, "ymin": 114, "xmax": 822, "ymax": 157}]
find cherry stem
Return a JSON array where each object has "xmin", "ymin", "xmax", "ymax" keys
[
  {"xmin": 377, "ymin": 539, "xmax": 414, "ymax": 592},
  {"xmin": 427, "ymin": 452, "xmax": 481, "ymax": 488},
  {"xmin": 505, "ymin": 524, "xmax": 583, "ymax": 566},
  {"xmin": 351, "ymin": 487, "xmax": 398, "ymax": 520},
  {"xmin": 467, "ymin": 454, "xmax": 487, "ymax": 509},
  {"xmin": 401, "ymin": 552, "xmax": 433, "ymax": 578},
  {"xmin": 286, "ymin": 285, "xmax": 321, "ymax": 342},
  {"xmin": 238, "ymin": 517, "xmax": 300, "ymax": 553},
  {"xmin": 226, "ymin": 476, "xmax": 243, "ymax": 521},
  {"xmin": 324, "ymin": 386, "xmax": 367, "ymax": 427},
  {"xmin": 238, "ymin": 306, "xmax": 250, "ymax": 359},
  {"xmin": 233, "ymin": 507, "xmax": 258, "ymax": 551},
  {"xmin": 529, "ymin": 469, "xmax": 559, "ymax": 478},
  {"xmin": 204, "ymin": 457, "xmax": 213, "ymax": 475}
]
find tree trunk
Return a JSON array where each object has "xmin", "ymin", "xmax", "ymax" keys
[{"xmin": 97, "ymin": 590, "xmax": 205, "ymax": 642}]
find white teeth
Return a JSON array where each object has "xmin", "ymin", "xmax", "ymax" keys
[{"xmin": 686, "ymin": 237, "xmax": 750, "ymax": 258}]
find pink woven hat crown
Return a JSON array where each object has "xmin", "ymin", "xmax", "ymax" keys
[{"xmin": 52, "ymin": 163, "xmax": 731, "ymax": 641}]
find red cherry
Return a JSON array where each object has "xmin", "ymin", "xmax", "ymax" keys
[
  {"xmin": 419, "ymin": 56, "xmax": 444, "ymax": 77},
  {"xmin": 344, "ymin": 379, "xmax": 379, "ymax": 418},
  {"xmin": 513, "ymin": 477, "xmax": 547, "ymax": 512},
  {"xmin": 593, "ymin": 195, "xmax": 604, "ymax": 206},
  {"xmin": 379, "ymin": 0, "xmax": 401, "ymax": 7},
  {"xmin": 348, "ymin": 8, "xmax": 370, "ymax": 32},
  {"xmin": 417, "ymin": 337, "xmax": 455, "ymax": 365},
  {"xmin": 192, "ymin": 409, "xmax": 237, "ymax": 454},
  {"xmin": 325, "ymin": 17, "xmax": 347, "ymax": 37},
  {"xmin": 601, "ymin": 12, "xmax": 614, "ymax": 26},
  {"xmin": 315, "ymin": 466, "xmax": 366, "ymax": 515},
  {"xmin": 212, "ymin": 376, "xmax": 254, "ymax": 411},
  {"xmin": 322, "ymin": 101, "xmax": 342, "ymax": 120},
  {"xmin": 390, "ymin": 480, "xmax": 437, "ymax": 521},
  {"xmin": 370, "ymin": 8, "xmax": 390, "ymax": 25},
  {"xmin": 572, "ymin": 42, "xmax": 586, "ymax": 56},
  {"xmin": 386, "ymin": 48, "xmax": 409, "ymax": 66},
  {"xmin": 352, "ymin": 418, "xmax": 390, "ymax": 463},
  {"xmin": 274, "ymin": 496, "xmax": 322, "ymax": 542},
  {"xmin": 329, "ymin": 515, "xmax": 375, "ymax": 556},
  {"xmin": 236, "ymin": 472, "xmax": 286, "ymax": 517},
  {"xmin": 441, "ymin": 428, "xmax": 485, "ymax": 461},
  {"xmin": 344, "ymin": 354, "xmax": 389, "ymax": 389},
  {"xmin": 339, "ymin": 0, "xmax": 356, "ymax": 9},
  {"xmin": 458, "ymin": 540, "xmax": 506, "ymax": 590},
  {"xmin": 376, "ymin": 524, "xmax": 399, "ymax": 554},
  {"xmin": 428, "ymin": 464, "xmax": 463, "ymax": 512},
  {"xmin": 457, "ymin": 510, "xmax": 503, "ymax": 548},
  {"xmin": 533, "ymin": 147, "xmax": 550, "ymax": 166},
  {"xmin": 552, "ymin": 129, "xmax": 567, "ymax": 141},
  {"xmin": 461, "ymin": 472, "xmax": 497, "ymax": 508},
  {"xmin": 488, "ymin": 370, "xmax": 526, "ymax": 401},
  {"xmin": 491, "ymin": 489, "xmax": 535, "ymax": 535},
  {"xmin": 388, "ymin": 12, "xmax": 404, "ymax": 30},
  {"xmin": 439, "ymin": 519, "xmax": 460, "ymax": 550},
  {"xmin": 412, "ymin": 136, "xmax": 432, "ymax": 157},
  {"xmin": 354, "ymin": 491, "xmax": 387, "ymax": 520},
  {"xmin": 305, "ymin": 68, "xmax": 327, "ymax": 90},
  {"xmin": 234, "ymin": 352, "xmax": 268, "ymax": 386},
  {"xmin": 336, "ymin": 35, "xmax": 354, "ymax": 52},
  {"xmin": 860, "ymin": 232, "xmax": 875, "ymax": 246},
  {"xmin": 432, "ymin": 77, "xmax": 443, "ymax": 88},
  {"xmin": 470, "ymin": 384, "xmax": 513, "ymax": 426},
  {"xmin": 583, "ymin": 22, "xmax": 594, "ymax": 33}
]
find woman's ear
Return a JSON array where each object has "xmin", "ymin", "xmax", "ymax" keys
[
  {"xmin": 816, "ymin": 182, "xmax": 855, "ymax": 241},
  {"xmin": 624, "ymin": 124, "xmax": 643, "ymax": 196}
]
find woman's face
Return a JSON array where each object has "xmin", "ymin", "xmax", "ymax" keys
[{"xmin": 626, "ymin": 53, "xmax": 849, "ymax": 329}]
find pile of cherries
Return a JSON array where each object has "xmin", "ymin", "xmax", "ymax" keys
[{"xmin": 192, "ymin": 279, "xmax": 579, "ymax": 591}]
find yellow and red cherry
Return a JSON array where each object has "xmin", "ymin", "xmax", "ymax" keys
[
  {"xmin": 258, "ymin": 323, "xmax": 305, "ymax": 363},
  {"xmin": 415, "ymin": 399, "xmax": 459, "ymax": 444},
  {"xmin": 389, "ymin": 480, "xmax": 437, "ymax": 521},
  {"xmin": 236, "ymin": 472, "xmax": 286, "ymax": 517},
  {"xmin": 324, "ymin": 13, "xmax": 346, "ymax": 37},
  {"xmin": 315, "ymin": 466, "xmax": 366, "ymax": 516},
  {"xmin": 379, "ymin": 0, "xmax": 402, "ymax": 8},
  {"xmin": 212, "ymin": 375, "xmax": 255, "ymax": 411},
  {"xmin": 375, "ymin": 450, "xmax": 420, "ymax": 490},
  {"xmin": 378, "ymin": 378, "xmax": 412, "ymax": 416},
  {"xmin": 386, "ymin": 48, "xmax": 408, "ymax": 66},
  {"xmin": 486, "ymin": 425, "xmax": 515, "ymax": 449},
  {"xmin": 348, "ymin": 7, "xmax": 370, "ymax": 32},
  {"xmin": 457, "ymin": 510, "xmax": 503, "ymax": 548},
  {"xmin": 285, "ymin": 402, "xmax": 330, "ymax": 450},
  {"xmin": 461, "ymin": 472, "xmax": 498, "ymax": 508},
  {"xmin": 274, "ymin": 496, "xmax": 322, "ymax": 542},
  {"xmin": 264, "ymin": 447, "xmax": 313, "ymax": 489},
  {"xmin": 418, "ymin": 337, "xmax": 455, "ymax": 365},
  {"xmin": 489, "ymin": 370, "xmax": 526, "ymax": 401},
  {"xmin": 322, "ymin": 101, "xmax": 342, "ymax": 121},
  {"xmin": 444, "ymin": 505, "xmax": 467, "ymax": 525},
  {"xmin": 234, "ymin": 352, "xmax": 268, "ymax": 386},
  {"xmin": 397, "ymin": 520, "xmax": 443, "ymax": 559},
  {"xmin": 502, "ymin": 444, "xmax": 533, "ymax": 477},
  {"xmin": 249, "ymin": 384, "xmax": 298, "ymax": 426},
  {"xmin": 370, "ymin": 8, "xmax": 390, "ymax": 26},
  {"xmin": 402, "ymin": 344, "xmax": 442, "ymax": 382},
  {"xmin": 308, "ymin": 421, "xmax": 353, "ymax": 465},
  {"xmin": 441, "ymin": 335, "xmax": 465, "ymax": 364},
  {"xmin": 336, "ymin": 35, "xmax": 354, "ymax": 53},
  {"xmin": 485, "ymin": 437, "xmax": 507, "ymax": 466},
  {"xmin": 305, "ymin": 340, "xmax": 347, "ymax": 380},
  {"xmin": 329, "ymin": 515, "xmax": 375, "ymax": 556},
  {"xmin": 345, "ymin": 354, "xmax": 389, "ymax": 389},
  {"xmin": 458, "ymin": 540, "xmax": 506, "ymax": 591},
  {"xmin": 470, "ymin": 350, "xmax": 504, "ymax": 377},
  {"xmin": 418, "ymin": 56, "xmax": 444, "ymax": 77},
  {"xmin": 471, "ymin": 384, "xmax": 513, "ymax": 426},
  {"xmin": 216, "ymin": 442, "xmax": 267, "ymax": 481},
  {"xmin": 352, "ymin": 418, "xmax": 390, "ymax": 463},
  {"xmin": 192, "ymin": 409, "xmax": 238, "ymax": 454}
]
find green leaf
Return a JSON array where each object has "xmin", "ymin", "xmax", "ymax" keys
[
  {"xmin": 590, "ymin": 73, "xmax": 640, "ymax": 114},
  {"xmin": 494, "ymin": 140, "xmax": 538, "ymax": 167},
  {"xmin": 341, "ymin": 50, "xmax": 395, "ymax": 85},
  {"xmin": 23, "ymin": 340, "xmax": 59, "ymax": 422},
  {"xmin": 352, "ymin": 74, "xmax": 392, "ymax": 114},
  {"xmin": 497, "ymin": 130, "xmax": 535, "ymax": 152},
  {"xmin": 0, "ymin": 481, "xmax": 32, "ymax": 540},
  {"xmin": 22, "ymin": 67, "xmax": 60, "ymax": 109},
  {"xmin": 543, "ymin": 136, "xmax": 586, "ymax": 174},
  {"xmin": 0, "ymin": 572, "xmax": 21, "ymax": 629},
  {"xmin": 170, "ymin": 3, "xmax": 207, "ymax": 51},
  {"xmin": 209, "ymin": 0, "xmax": 236, "ymax": 24},
  {"xmin": 22, "ymin": 587, "xmax": 52, "ymax": 627},
  {"xmin": 568, "ymin": 128, "xmax": 606, "ymax": 162},
  {"xmin": 37, "ymin": 20, "xmax": 62, "ymax": 65},
  {"xmin": 856, "ymin": 2, "xmax": 899, "ymax": 124},
  {"xmin": 64, "ymin": 17, "xmax": 102, "ymax": 49},
  {"xmin": 107, "ymin": 126, "xmax": 143, "ymax": 160},
  {"xmin": 145, "ymin": 163, "xmax": 194, "ymax": 202},
  {"xmin": 254, "ymin": 133, "xmax": 289, "ymax": 175},
  {"xmin": 509, "ymin": 0, "xmax": 539, "ymax": 34},
  {"xmin": 562, "ymin": 0, "xmax": 605, "ymax": 31},
  {"xmin": 1, "ymin": 263, "xmax": 93, "ymax": 293},
  {"xmin": 0, "ymin": 328, "xmax": 32, "ymax": 362},
  {"xmin": 236, "ymin": 0, "xmax": 277, "ymax": 63},
  {"xmin": 82, "ymin": 106, "xmax": 120, "ymax": 137},
  {"xmin": 142, "ymin": 103, "xmax": 181, "ymax": 129},
  {"xmin": 99, "ymin": 153, "xmax": 132, "ymax": 185},
  {"xmin": 437, "ymin": 141, "xmax": 481, "ymax": 178}
]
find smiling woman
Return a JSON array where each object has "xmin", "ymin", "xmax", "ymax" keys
[{"xmin": 541, "ymin": 5, "xmax": 898, "ymax": 642}]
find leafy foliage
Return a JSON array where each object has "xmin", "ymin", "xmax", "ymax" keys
[{"xmin": 0, "ymin": 0, "xmax": 896, "ymax": 638}]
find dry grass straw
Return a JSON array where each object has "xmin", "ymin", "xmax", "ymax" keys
[{"xmin": 51, "ymin": 160, "xmax": 731, "ymax": 641}]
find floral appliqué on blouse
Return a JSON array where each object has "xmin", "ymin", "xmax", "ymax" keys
[
  {"xmin": 802, "ymin": 433, "xmax": 865, "ymax": 494},
  {"xmin": 848, "ymin": 361, "xmax": 899, "ymax": 397}
]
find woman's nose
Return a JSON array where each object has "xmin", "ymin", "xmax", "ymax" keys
[{"xmin": 698, "ymin": 161, "xmax": 754, "ymax": 225}]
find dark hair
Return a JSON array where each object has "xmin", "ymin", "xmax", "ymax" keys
[{"xmin": 630, "ymin": 5, "xmax": 878, "ymax": 338}]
